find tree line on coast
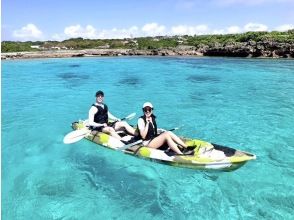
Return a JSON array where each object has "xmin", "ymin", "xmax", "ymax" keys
[{"xmin": 2, "ymin": 30, "xmax": 294, "ymax": 53}]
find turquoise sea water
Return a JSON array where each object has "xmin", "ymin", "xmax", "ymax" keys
[{"xmin": 2, "ymin": 57, "xmax": 294, "ymax": 219}]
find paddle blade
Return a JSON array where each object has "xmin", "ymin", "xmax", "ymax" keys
[
  {"xmin": 63, "ymin": 129, "xmax": 90, "ymax": 144},
  {"xmin": 169, "ymin": 125, "xmax": 184, "ymax": 131},
  {"xmin": 125, "ymin": 112, "xmax": 136, "ymax": 120}
]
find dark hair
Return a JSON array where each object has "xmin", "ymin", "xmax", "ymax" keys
[{"xmin": 95, "ymin": 90, "xmax": 104, "ymax": 97}]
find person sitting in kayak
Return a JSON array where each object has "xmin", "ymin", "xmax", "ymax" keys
[
  {"xmin": 88, "ymin": 90, "xmax": 136, "ymax": 140},
  {"xmin": 137, "ymin": 102, "xmax": 189, "ymax": 155}
]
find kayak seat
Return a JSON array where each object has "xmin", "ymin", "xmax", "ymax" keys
[
  {"xmin": 158, "ymin": 144, "xmax": 169, "ymax": 151},
  {"xmin": 182, "ymin": 148, "xmax": 195, "ymax": 155},
  {"xmin": 117, "ymin": 130, "xmax": 128, "ymax": 137},
  {"xmin": 212, "ymin": 143, "xmax": 236, "ymax": 157}
]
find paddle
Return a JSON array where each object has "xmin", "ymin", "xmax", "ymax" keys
[
  {"xmin": 108, "ymin": 112, "xmax": 136, "ymax": 126},
  {"xmin": 120, "ymin": 112, "xmax": 136, "ymax": 121},
  {"xmin": 63, "ymin": 112, "xmax": 136, "ymax": 144},
  {"xmin": 158, "ymin": 125, "xmax": 183, "ymax": 134},
  {"xmin": 116, "ymin": 126, "xmax": 182, "ymax": 151},
  {"xmin": 63, "ymin": 128, "xmax": 91, "ymax": 144}
]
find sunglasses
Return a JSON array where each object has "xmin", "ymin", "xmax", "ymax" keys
[{"xmin": 143, "ymin": 107, "xmax": 153, "ymax": 112}]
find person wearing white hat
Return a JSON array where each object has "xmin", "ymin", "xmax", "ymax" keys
[
  {"xmin": 137, "ymin": 102, "xmax": 188, "ymax": 155},
  {"xmin": 88, "ymin": 90, "xmax": 136, "ymax": 140}
]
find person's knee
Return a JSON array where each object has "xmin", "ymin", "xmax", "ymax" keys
[
  {"xmin": 160, "ymin": 132, "xmax": 168, "ymax": 140},
  {"xmin": 104, "ymin": 127, "xmax": 115, "ymax": 132},
  {"xmin": 121, "ymin": 121, "xmax": 128, "ymax": 127},
  {"xmin": 164, "ymin": 131, "xmax": 171, "ymax": 137},
  {"xmin": 116, "ymin": 121, "xmax": 126, "ymax": 128}
]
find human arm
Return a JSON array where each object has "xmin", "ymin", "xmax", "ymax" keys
[
  {"xmin": 88, "ymin": 106, "xmax": 107, "ymax": 127},
  {"xmin": 108, "ymin": 111, "xmax": 120, "ymax": 121}
]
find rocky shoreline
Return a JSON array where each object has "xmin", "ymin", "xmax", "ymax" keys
[{"xmin": 2, "ymin": 41, "xmax": 294, "ymax": 59}]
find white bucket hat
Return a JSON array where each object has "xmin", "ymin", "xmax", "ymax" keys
[{"xmin": 142, "ymin": 102, "xmax": 153, "ymax": 108}]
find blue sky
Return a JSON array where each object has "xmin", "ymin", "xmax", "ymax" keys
[{"xmin": 2, "ymin": 0, "xmax": 294, "ymax": 41}]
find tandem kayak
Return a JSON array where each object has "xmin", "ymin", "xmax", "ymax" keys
[{"xmin": 67, "ymin": 120, "xmax": 256, "ymax": 171}]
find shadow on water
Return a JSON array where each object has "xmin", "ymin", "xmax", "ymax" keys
[
  {"xmin": 190, "ymin": 92, "xmax": 207, "ymax": 102},
  {"xmin": 267, "ymin": 147, "xmax": 294, "ymax": 169},
  {"xmin": 68, "ymin": 64, "xmax": 81, "ymax": 68},
  {"xmin": 70, "ymin": 151, "xmax": 171, "ymax": 216},
  {"xmin": 203, "ymin": 173, "xmax": 219, "ymax": 181},
  {"xmin": 36, "ymin": 176, "xmax": 75, "ymax": 197},
  {"xmin": 57, "ymin": 72, "xmax": 90, "ymax": 87},
  {"xmin": 174, "ymin": 57, "xmax": 229, "ymax": 68},
  {"xmin": 117, "ymin": 77, "xmax": 141, "ymax": 86},
  {"xmin": 57, "ymin": 72, "xmax": 89, "ymax": 80},
  {"xmin": 42, "ymin": 62, "xmax": 55, "ymax": 65},
  {"xmin": 189, "ymin": 87, "xmax": 221, "ymax": 102},
  {"xmin": 187, "ymin": 75, "xmax": 220, "ymax": 83}
]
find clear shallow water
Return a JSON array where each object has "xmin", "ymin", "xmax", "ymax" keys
[{"xmin": 2, "ymin": 57, "xmax": 294, "ymax": 219}]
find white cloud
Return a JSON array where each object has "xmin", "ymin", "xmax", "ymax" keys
[
  {"xmin": 171, "ymin": 25, "xmax": 241, "ymax": 36},
  {"xmin": 275, "ymin": 24, "xmax": 294, "ymax": 31},
  {"xmin": 211, "ymin": 29, "xmax": 226, "ymax": 35},
  {"xmin": 48, "ymin": 22, "xmax": 292, "ymax": 41},
  {"xmin": 244, "ymin": 23, "xmax": 268, "ymax": 32},
  {"xmin": 141, "ymin": 23, "xmax": 166, "ymax": 36},
  {"xmin": 13, "ymin": 24, "xmax": 43, "ymax": 40},
  {"xmin": 226, "ymin": 26, "xmax": 241, "ymax": 34},
  {"xmin": 51, "ymin": 33, "xmax": 64, "ymax": 41},
  {"xmin": 101, "ymin": 26, "xmax": 140, "ymax": 39},
  {"xmin": 171, "ymin": 25, "xmax": 209, "ymax": 35},
  {"xmin": 215, "ymin": 0, "xmax": 293, "ymax": 6},
  {"xmin": 64, "ymin": 25, "xmax": 97, "ymax": 39},
  {"xmin": 171, "ymin": 25, "xmax": 187, "ymax": 35},
  {"xmin": 52, "ymin": 25, "xmax": 140, "ymax": 40}
]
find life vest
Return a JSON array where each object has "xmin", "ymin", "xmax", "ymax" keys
[
  {"xmin": 138, "ymin": 114, "xmax": 157, "ymax": 140},
  {"xmin": 92, "ymin": 104, "xmax": 108, "ymax": 124}
]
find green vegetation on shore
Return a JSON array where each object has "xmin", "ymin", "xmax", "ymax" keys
[{"xmin": 2, "ymin": 30, "xmax": 294, "ymax": 53}]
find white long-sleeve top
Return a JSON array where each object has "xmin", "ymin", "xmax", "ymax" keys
[{"xmin": 88, "ymin": 103, "xmax": 119, "ymax": 127}]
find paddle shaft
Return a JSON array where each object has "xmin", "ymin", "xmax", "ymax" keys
[{"xmin": 108, "ymin": 112, "xmax": 136, "ymax": 126}]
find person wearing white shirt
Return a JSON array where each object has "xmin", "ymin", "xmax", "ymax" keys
[
  {"xmin": 137, "ymin": 102, "xmax": 188, "ymax": 155},
  {"xmin": 89, "ymin": 90, "xmax": 135, "ymax": 140}
]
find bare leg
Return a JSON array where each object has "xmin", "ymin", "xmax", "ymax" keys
[
  {"xmin": 114, "ymin": 121, "xmax": 136, "ymax": 135},
  {"xmin": 167, "ymin": 131, "xmax": 188, "ymax": 148},
  {"xmin": 102, "ymin": 126, "xmax": 121, "ymax": 139},
  {"xmin": 148, "ymin": 132, "xmax": 183, "ymax": 154}
]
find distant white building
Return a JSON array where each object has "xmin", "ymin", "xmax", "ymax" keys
[{"xmin": 30, "ymin": 45, "xmax": 40, "ymax": 49}]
